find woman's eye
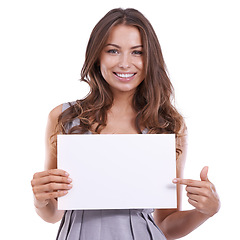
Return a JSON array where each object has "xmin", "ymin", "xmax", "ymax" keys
[
  {"xmin": 107, "ymin": 49, "xmax": 119, "ymax": 54},
  {"xmin": 132, "ymin": 50, "xmax": 143, "ymax": 56}
]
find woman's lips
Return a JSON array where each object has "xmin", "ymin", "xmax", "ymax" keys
[{"xmin": 113, "ymin": 72, "xmax": 136, "ymax": 82}]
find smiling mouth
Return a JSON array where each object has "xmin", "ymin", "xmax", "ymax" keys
[{"xmin": 113, "ymin": 72, "xmax": 136, "ymax": 78}]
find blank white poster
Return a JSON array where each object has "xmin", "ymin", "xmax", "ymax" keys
[{"xmin": 57, "ymin": 134, "xmax": 177, "ymax": 210}]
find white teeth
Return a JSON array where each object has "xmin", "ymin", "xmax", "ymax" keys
[{"xmin": 115, "ymin": 73, "xmax": 135, "ymax": 78}]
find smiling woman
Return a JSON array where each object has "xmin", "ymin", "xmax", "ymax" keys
[
  {"xmin": 31, "ymin": 7, "xmax": 220, "ymax": 240},
  {"xmin": 100, "ymin": 25, "xmax": 144, "ymax": 94}
]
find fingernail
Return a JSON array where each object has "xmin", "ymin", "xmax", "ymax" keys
[
  {"xmin": 67, "ymin": 178, "xmax": 72, "ymax": 183},
  {"xmin": 172, "ymin": 178, "xmax": 178, "ymax": 183},
  {"xmin": 67, "ymin": 184, "xmax": 73, "ymax": 189},
  {"xmin": 65, "ymin": 172, "xmax": 69, "ymax": 176}
]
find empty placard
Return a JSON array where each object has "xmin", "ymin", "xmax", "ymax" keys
[{"xmin": 57, "ymin": 134, "xmax": 176, "ymax": 210}]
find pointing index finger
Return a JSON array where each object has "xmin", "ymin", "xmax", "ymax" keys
[{"xmin": 173, "ymin": 178, "xmax": 203, "ymax": 187}]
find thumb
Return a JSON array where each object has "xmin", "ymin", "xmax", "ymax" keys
[{"xmin": 200, "ymin": 166, "xmax": 209, "ymax": 181}]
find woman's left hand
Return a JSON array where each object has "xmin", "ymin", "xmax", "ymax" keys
[{"xmin": 173, "ymin": 166, "xmax": 221, "ymax": 217}]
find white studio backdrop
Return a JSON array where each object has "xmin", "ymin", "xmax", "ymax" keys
[{"xmin": 1, "ymin": 0, "xmax": 239, "ymax": 239}]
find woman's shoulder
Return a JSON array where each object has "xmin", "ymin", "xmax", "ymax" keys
[
  {"xmin": 48, "ymin": 104, "xmax": 63, "ymax": 123},
  {"xmin": 48, "ymin": 101, "xmax": 77, "ymax": 123}
]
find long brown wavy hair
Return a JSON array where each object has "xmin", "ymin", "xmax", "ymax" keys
[{"xmin": 53, "ymin": 8, "xmax": 186, "ymax": 155}]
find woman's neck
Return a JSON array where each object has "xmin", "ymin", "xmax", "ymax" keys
[
  {"xmin": 110, "ymin": 91, "xmax": 136, "ymax": 116},
  {"xmin": 102, "ymin": 94, "xmax": 138, "ymax": 134}
]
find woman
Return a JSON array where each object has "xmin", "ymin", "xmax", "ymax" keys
[{"xmin": 31, "ymin": 8, "xmax": 220, "ymax": 240}]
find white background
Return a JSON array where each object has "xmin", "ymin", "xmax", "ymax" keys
[{"xmin": 1, "ymin": 0, "xmax": 239, "ymax": 239}]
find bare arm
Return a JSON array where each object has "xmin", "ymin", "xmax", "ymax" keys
[
  {"xmin": 154, "ymin": 132, "xmax": 220, "ymax": 239},
  {"xmin": 155, "ymin": 207, "xmax": 210, "ymax": 239},
  {"xmin": 31, "ymin": 104, "xmax": 72, "ymax": 223}
]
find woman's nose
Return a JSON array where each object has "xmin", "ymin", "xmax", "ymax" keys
[{"xmin": 118, "ymin": 54, "xmax": 131, "ymax": 69}]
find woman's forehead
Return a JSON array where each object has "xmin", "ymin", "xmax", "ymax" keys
[{"xmin": 106, "ymin": 25, "xmax": 142, "ymax": 47}]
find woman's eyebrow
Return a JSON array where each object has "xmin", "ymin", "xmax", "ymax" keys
[
  {"xmin": 131, "ymin": 45, "xmax": 143, "ymax": 49},
  {"xmin": 105, "ymin": 43, "xmax": 120, "ymax": 48},
  {"xmin": 105, "ymin": 43, "xmax": 143, "ymax": 49}
]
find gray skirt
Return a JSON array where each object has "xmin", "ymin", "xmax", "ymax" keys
[{"xmin": 56, "ymin": 209, "xmax": 166, "ymax": 240}]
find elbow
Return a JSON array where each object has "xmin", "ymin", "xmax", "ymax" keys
[
  {"xmin": 45, "ymin": 218, "xmax": 61, "ymax": 224},
  {"xmin": 37, "ymin": 214, "xmax": 62, "ymax": 224},
  {"xmin": 35, "ymin": 209, "xmax": 63, "ymax": 224}
]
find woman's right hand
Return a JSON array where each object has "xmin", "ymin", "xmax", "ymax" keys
[{"xmin": 31, "ymin": 169, "xmax": 72, "ymax": 208}]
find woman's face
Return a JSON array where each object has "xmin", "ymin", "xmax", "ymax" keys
[{"xmin": 99, "ymin": 24, "xmax": 144, "ymax": 95}]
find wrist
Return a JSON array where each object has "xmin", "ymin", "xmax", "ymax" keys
[
  {"xmin": 193, "ymin": 208, "xmax": 212, "ymax": 220},
  {"xmin": 34, "ymin": 196, "xmax": 50, "ymax": 209}
]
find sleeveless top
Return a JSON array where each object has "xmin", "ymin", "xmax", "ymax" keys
[{"xmin": 56, "ymin": 102, "xmax": 167, "ymax": 240}]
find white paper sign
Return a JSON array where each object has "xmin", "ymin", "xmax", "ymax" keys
[{"xmin": 57, "ymin": 134, "xmax": 177, "ymax": 210}]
